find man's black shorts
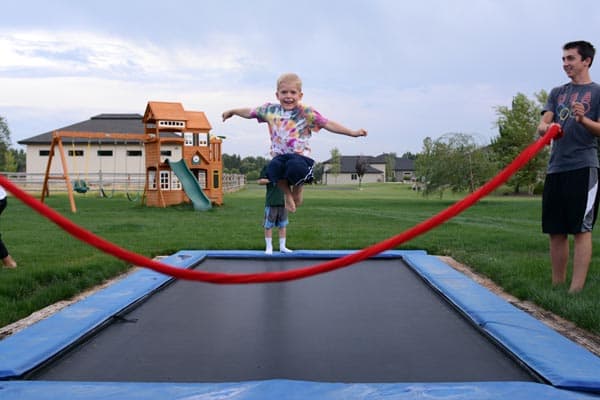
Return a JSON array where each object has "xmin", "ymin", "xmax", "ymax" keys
[{"xmin": 542, "ymin": 167, "xmax": 599, "ymax": 234}]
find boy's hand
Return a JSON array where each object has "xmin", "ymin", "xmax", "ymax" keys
[
  {"xmin": 222, "ymin": 111, "xmax": 233, "ymax": 122},
  {"xmin": 354, "ymin": 129, "xmax": 368, "ymax": 137}
]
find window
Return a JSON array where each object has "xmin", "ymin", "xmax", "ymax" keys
[
  {"xmin": 184, "ymin": 133, "xmax": 193, "ymax": 146},
  {"xmin": 127, "ymin": 150, "xmax": 142, "ymax": 157},
  {"xmin": 171, "ymin": 174, "xmax": 181, "ymax": 190},
  {"xmin": 351, "ymin": 173, "xmax": 358, "ymax": 181},
  {"xmin": 197, "ymin": 170, "xmax": 207, "ymax": 189},
  {"xmin": 39, "ymin": 150, "xmax": 50, "ymax": 156},
  {"xmin": 148, "ymin": 170, "xmax": 157, "ymax": 189},
  {"xmin": 68, "ymin": 150, "xmax": 84, "ymax": 157},
  {"xmin": 160, "ymin": 150, "xmax": 172, "ymax": 157},
  {"xmin": 160, "ymin": 171, "xmax": 170, "ymax": 190},
  {"xmin": 213, "ymin": 170, "xmax": 220, "ymax": 189},
  {"xmin": 97, "ymin": 150, "xmax": 113, "ymax": 157}
]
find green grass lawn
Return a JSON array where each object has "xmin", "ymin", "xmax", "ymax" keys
[{"xmin": 1, "ymin": 183, "xmax": 599, "ymax": 336}]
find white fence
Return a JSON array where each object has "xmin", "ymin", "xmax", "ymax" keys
[{"xmin": 1, "ymin": 172, "xmax": 246, "ymax": 195}]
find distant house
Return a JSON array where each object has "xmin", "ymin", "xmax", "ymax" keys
[
  {"xmin": 321, "ymin": 154, "xmax": 414, "ymax": 184},
  {"xmin": 372, "ymin": 153, "xmax": 416, "ymax": 182}
]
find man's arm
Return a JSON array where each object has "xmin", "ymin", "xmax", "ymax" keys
[{"xmin": 537, "ymin": 111, "xmax": 555, "ymax": 136}]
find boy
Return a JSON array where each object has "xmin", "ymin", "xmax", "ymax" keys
[
  {"xmin": 258, "ymin": 166, "xmax": 292, "ymax": 255},
  {"xmin": 222, "ymin": 73, "xmax": 367, "ymax": 212}
]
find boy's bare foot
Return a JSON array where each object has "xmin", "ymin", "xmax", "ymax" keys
[{"xmin": 2, "ymin": 255, "xmax": 17, "ymax": 268}]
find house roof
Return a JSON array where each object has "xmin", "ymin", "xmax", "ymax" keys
[
  {"xmin": 323, "ymin": 155, "xmax": 384, "ymax": 174},
  {"xmin": 185, "ymin": 111, "xmax": 212, "ymax": 131},
  {"xmin": 322, "ymin": 155, "xmax": 414, "ymax": 174},
  {"xmin": 18, "ymin": 113, "xmax": 185, "ymax": 145},
  {"xmin": 373, "ymin": 153, "xmax": 415, "ymax": 170},
  {"xmin": 143, "ymin": 101, "xmax": 187, "ymax": 122},
  {"xmin": 17, "ymin": 114, "xmax": 148, "ymax": 145}
]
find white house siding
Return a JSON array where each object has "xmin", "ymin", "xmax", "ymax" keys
[
  {"xmin": 26, "ymin": 143, "xmax": 182, "ymax": 176},
  {"xmin": 323, "ymin": 172, "xmax": 384, "ymax": 185}
]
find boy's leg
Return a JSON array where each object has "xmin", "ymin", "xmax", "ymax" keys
[
  {"xmin": 277, "ymin": 179, "xmax": 296, "ymax": 212},
  {"xmin": 292, "ymin": 185, "xmax": 304, "ymax": 207},
  {"xmin": 284, "ymin": 154, "xmax": 314, "ymax": 211},
  {"xmin": 278, "ymin": 226, "xmax": 292, "ymax": 253},
  {"xmin": 264, "ymin": 228, "xmax": 273, "ymax": 255}
]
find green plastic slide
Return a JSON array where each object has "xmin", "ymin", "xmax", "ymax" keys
[{"xmin": 167, "ymin": 159, "xmax": 212, "ymax": 211}]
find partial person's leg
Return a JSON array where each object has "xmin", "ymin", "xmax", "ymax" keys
[
  {"xmin": 549, "ymin": 234, "xmax": 569, "ymax": 285},
  {"xmin": 277, "ymin": 180, "xmax": 296, "ymax": 212},
  {"xmin": 264, "ymin": 228, "xmax": 273, "ymax": 255},
  {"xmin": 0, "ymin": 198, "xmax": 15, "ymax": 268},
  {"xmin": 292, "ymin": 185, "xmax": 304, "ymax": 207},
  {"xmin": 278, "ymin": 227, "xmax": 292, "ymax": 253},
  {"xmin": 571, "ymin": 231, "xmax": 592, "ymax": 293}
]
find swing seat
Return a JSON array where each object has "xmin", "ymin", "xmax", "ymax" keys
[{"xmin": 73, "ymin": 179, "xmax": 90, "ymax": 194}]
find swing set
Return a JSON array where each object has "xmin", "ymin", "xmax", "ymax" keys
[{"xmin": 42, "ymin": 130, "xmax": 145, "ymax": 212}]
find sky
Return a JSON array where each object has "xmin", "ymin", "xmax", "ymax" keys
[{"xmin": 1, "ymin": 0, "xmax": 599, "ymax": 162}]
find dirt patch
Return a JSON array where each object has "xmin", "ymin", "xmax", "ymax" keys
[{"xmin": 438, "ymin": 256, "xmax": 600, "ymax": 357}]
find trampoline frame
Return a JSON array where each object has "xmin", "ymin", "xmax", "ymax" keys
[{"xmin": 1, "ymin": 250, "xmax": 599, "ymax": 400}]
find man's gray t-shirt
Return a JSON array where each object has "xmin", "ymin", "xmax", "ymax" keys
[{"xmin": 543, "ymin": 82, "xmax": 600, "ymax": 173}]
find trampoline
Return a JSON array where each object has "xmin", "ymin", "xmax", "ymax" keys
[{"xmin": 1, "ymin": 250, "xmax": 600, "ymax": 399}]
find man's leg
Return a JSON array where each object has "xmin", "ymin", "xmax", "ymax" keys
[
  {"xmin": 549, "ymin": 234, "xmax": 569, "ymax": 286},
  {"xmin": 571, "ymin": 231, "xmax": 592, "ymax": 293}
]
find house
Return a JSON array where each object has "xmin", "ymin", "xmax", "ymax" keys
[
  {"xmin": 19, "ymin": 113, "xmax": 156, "ymax": 178},
  {"xmin": 322, "ymin": 154, "xmax": 414, "ymax": 185},
  {"xmin": 372, "ymin": 153, "xmax": 416, "ymax": 182}
]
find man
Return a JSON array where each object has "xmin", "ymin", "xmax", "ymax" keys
[{"xmin": 538, "ymin": 41, "xmax": 600, "ymax": 293}]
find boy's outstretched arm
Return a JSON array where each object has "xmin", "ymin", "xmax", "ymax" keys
[
  {"xmin": 222, "ymin": 108, "xmax": 253, "ymax": 122},
  {"xmin": 323, "ymin": 120, "xmax": 368, "ymax": 137}
]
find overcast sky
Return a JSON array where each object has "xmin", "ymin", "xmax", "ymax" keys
[{"xmin": 1, "ymin": 0, "xmax": 599, "ymax": 162}]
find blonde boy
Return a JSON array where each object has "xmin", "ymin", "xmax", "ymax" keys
[{"xmin": 223, "ymin": 73, "xmax": 367, "ymax": 212}]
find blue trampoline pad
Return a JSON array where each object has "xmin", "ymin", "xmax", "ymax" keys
[{"xmin": 0, "ymin": 250, "xmax": 599, "ymax": 400}]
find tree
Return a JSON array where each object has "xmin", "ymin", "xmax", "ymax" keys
[
  {"xmin": 312, "ymin": 162, "xmax": 324, "ymax": 184},
  {"xmin": 491, "ymin": 92, "xmax": 548, "ymax": 194},
  {"xmin": 328, "ymin": 148, "xmax": 341, "ymax": 184},
  {"xmin": 385, "ymin": 152, "xmax": 397, "ymax": 182},
  {"xmin": 11, "ymin": 148, "xmax": 26, "ymax": 172},
  {"xmin": 415, "ymin": 133, "xmax": 495, "ymax": 198},
  {"xmin": 355, "ymin": 155, "xmax": 368, "ymax": 189},
  {"xmin": 222, "ymin": 153, "xmax": 242, "ymax": 173},
  {"xmin": 0, "ymin": 117, "xmax": 15, "ymax": 171}
]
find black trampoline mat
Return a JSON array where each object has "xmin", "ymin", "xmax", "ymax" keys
[{"xmin": 29, "ymin": 258, "xmax": 536, "ymax": 383}]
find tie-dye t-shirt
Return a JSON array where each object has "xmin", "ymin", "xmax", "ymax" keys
[{"xmin": 251, "ymin": 103, "xmax": 328, "ymax": 156}]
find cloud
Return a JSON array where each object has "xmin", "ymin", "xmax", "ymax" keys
[{"xmin": 0, "ymin": 30, "xmax": 258, "ymax": 82}]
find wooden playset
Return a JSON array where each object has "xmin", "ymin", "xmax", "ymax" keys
[{"xmin": 41, "ymin": 101, "xmax": 223, "ymax": 212}]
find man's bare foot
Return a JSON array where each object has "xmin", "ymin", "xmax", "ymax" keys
[{"xmin": 2, "ymin": 255, "xmax": 17, "ymax": 268}]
